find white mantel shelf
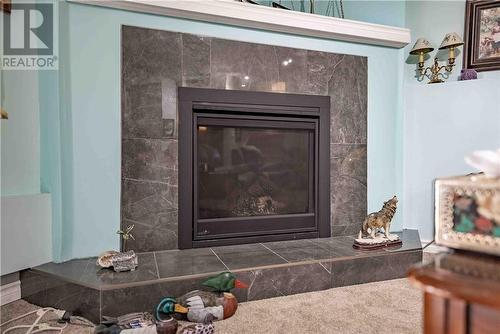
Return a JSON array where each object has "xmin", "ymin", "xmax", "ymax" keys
[{"xmin": 70, "ymin": 0, "xmax": 410, "ymax": 48}]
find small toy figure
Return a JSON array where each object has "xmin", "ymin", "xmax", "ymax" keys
[
  {"xmin": 117, "ymin": 224, "xmax": 135, "ymax": 251},
  {"xmin": 155, "ymin": 272, "xmax": 248, "ymax": 323},
  {"xmin": 354, "ymin": 196, "xmax": 402, "ymax": 250}
]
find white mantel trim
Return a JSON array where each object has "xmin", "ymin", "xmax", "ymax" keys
[{"xmin": 69, "ymin": 0, "xmax": 410, "ymax": 48}]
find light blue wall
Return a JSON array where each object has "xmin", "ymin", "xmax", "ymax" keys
[
  {"xmin": 403, "ymin": 1, "xmax": 500, "ymax": 241},
  {"xmin": 342, "ymin": 0, "xmax": 406, "ymax": 27},
  {"xmin": 1, "ymin": 6, "xmax": 53, "ymax": 272},
  {"xmin": 1, "ymin": 70, "xmax": 41, "ymax": 196},
  {"xmin": 46, "ymin": 1, "xmax": 406, "ymax": 260},
  {"xmin": 404, "ymin": 78, "xmax": 500, "ymax": 241},
  {"xmin": 251, "ymin": 0, "xmax": 406, "ymax": 27}
]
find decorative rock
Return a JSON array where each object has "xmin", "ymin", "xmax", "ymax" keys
[
  {"xmin": 97, "ymin": 250, "xmax": 119, "ymax": 268},
  {"xmin": 97, "ymin": 250, "xmax": 138, "ymax": 272}
]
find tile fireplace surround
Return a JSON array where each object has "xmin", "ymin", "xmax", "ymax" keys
[{"xmin": 121, "ymin": 25, "xmax": 367, "ymax": 252}]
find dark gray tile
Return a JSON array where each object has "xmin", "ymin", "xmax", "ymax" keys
[
  {"xmin": 330, "ymin": 144, "xmax": 367, "ymax": 183},
  {"xmin": 182, "ymin": 34, "xmax": 211, "ymax": 87},
  {"xmin": 328, "ymin": 55, "xmax": 367, "ymax": 144},
  {"xmin": 122, "ymin": 178, "xmax": 177, "ymax": 214},
  {"xmin": 330, "ymin": 144, "xmax": 367, "ymax": 235},
  {"xmin": 155, "ymin": 248, "xmax": 226, "ymax": 278},
  {"xmin": 273, "ymin": 46, "xmax": 308, "ymax": 93},
  {"xmin": 101, "ymin": 272, "xmax": 249, "ymax": 318},
  {"xmin": 212, "ymin": 243, "xmax": 287, "ymax": 270},
  {"xmin": 122, "ymin": 138, "xmax": 178, "ymax": 182},
  {"xmin": 210, "ymin": 38, "xmax": 279, "ymax": 91},
  {"xmin": 306, "ymin": 52, "xmax": 345, "ymax": 95},
  {"xmin": 31, "ymin": 253, "xmax": 159, "ymax": 289},
  {"xmin": 310, "ymin": 235, "xmax": 360, "ymax": 258},
  {"xmin": 121, "ymin": 178, "xmax": 178, "ymax": 253},
  {"xmin": 122, "ymin": 26, "xmax": 182, "ymax": 86},
  {"xmin": 330, "ymin": 175, "xmax": 367, "ymax": 232},
  {"xmin": 21, "ymin": 270, "xmax": 101, "ymax": 323},
  {"xmin": 386, "ymin": 229, "xmax": 422, "ymax": 253},
  {"xmin": 93, "ymin": 253, "xmax": 159, "ymax": 286},
  {"xmin": 331, "ymin": 224, "xmax": 363, "ymax": 236},
  {"xmin": 30, "ymin": 258, "xmax": 94, "ymax": 286},
  {"xmin": 123, "ymin": 82, "xmax": 175, "ymax": 139},
  {"xmin": 101, "ymin": 275, "xmax": 206, "ymax": 317},
  {"xmin": 124, "ymin": 218, "xmax": 178, "ymax": 252},
  {"xmin": 331, "ymin": 250, "xmax": 422, "ymax": 288},
  {"xmin": 238, "ymin": 263, "xmax": 331, "ymax": 301},
  {"xmin": 263, "ymin": 239, "xmax": 333, "ymax": 262}
]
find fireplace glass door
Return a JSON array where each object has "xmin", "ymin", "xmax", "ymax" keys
[{"xmin": 194, "ymin": 115, "xmax": 317, "ymax": 239}]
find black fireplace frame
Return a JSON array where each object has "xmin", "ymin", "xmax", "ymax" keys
[{"xmin": 178, "ymin": 87, "xmax": 330, "ymax": 249}]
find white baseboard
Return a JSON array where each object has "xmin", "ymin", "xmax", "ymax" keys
[{"xmin": 0, "ymin": 280, "xmax": 21, "ymax": 306}]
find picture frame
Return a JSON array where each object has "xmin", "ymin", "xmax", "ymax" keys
[
  {"xmin": 463, "ymin": 0, "xmax": 500, "ymax": 72},
  {"xmin": 1, "ymin": 0, "xmax": 11, "ymax": 13},
  {"xmin": 435, "ymin": 174, "xmax": 500, "ymax": 256}
]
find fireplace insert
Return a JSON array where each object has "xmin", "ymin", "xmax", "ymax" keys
[{"xmin": 178, "ymin": 88, "xmax": 330, "ymax": 248}]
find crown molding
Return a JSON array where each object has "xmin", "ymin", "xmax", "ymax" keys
[{"xmin": 69, "ymin": 0, "xmax": 410, "ymax": 48}]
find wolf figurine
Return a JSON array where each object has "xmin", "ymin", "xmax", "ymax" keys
[{"xmin": 360, "ymin": 196, "xmax": 398, "ymax": 239}]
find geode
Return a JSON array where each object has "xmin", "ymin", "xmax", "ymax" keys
[{"xmin": 97, "ymin": 250, "xmax": 138, "ymax": 272}]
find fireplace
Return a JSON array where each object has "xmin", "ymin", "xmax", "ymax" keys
[{"xmin": 178, "ymin": 88, "xmax": 330, "ymax": 248}]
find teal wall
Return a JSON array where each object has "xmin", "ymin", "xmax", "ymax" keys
[
  {"xmin": 1, "ymin": 7, "xmax": 53, "ymax": 273},
  {"xmin": 251, "ymin": 0, "xmax": 406, "ymax": 27},
  {"xmin": 1, "ymin": 70, "xmax": 41, "ymax": 196},
  {"xmin": 42, "ymin": 1, "xmax": 406, "ymax": 260}
]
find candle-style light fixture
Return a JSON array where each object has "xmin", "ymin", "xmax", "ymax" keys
[{"xmin": 409, "ymin": 32, "xmax": 464, "ymax": 84}]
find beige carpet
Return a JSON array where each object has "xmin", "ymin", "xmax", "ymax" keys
[{"xmin": 1, "ymin": 278, "xmax": 422, "ymax": 334}]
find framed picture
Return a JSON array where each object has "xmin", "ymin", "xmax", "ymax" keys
[
  {"xmin": 463, "ymin": 0, "xmax": 500, "ymax": 72},
  {"xmin": 1, "ymin": 0, "xmax": 11, "ymax": 13},
  {"xmin": 435, "ymin": 174, "xmax": 500, "ymax": 256}
]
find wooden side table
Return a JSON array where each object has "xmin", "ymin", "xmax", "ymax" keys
[{"xmin": 409, "ymin": 252, "xmax": 500, "ymax": 334}]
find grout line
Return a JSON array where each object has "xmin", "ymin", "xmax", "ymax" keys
[
  {"xmin": 210, "ymin": 248, "xmax": 230, "ymax": 271},
  {"xmin": 122, "ymin": 177, "xmax": 172, "ymax": 185},
  {"xmin": 319, "ymin": 261, "xmax": 332, "ymax": 274},
  {"xmin": 261, "ymin": 243, "xmax": 289, "ymax": 263},
  {"xmin": 153, "ymin": 252, "xmax": 161, "ymax": 279},
  {"xmin": 99, "ymin": 290, "xmax": 102, "ymax": 321}
]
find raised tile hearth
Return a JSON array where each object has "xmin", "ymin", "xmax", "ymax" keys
[{"xmin": 21, "ymin": 230, "xmax": 422, "ymax": 322}]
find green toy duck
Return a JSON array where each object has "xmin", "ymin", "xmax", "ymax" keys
[{"xmin": 155, "ymin": 272, "xmax": 248, "ymax": 324}]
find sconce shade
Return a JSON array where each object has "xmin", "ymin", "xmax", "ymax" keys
[
  {"xmin": 409, "ymin": 38, "xmax": 434, "ymax": 55},
  {"xmin": 439, "ymin": 32, "xmax": 464, "ymax": 49}
]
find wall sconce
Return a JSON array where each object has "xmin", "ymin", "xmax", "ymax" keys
[
  {"xmin": 409, "ymin": 32, "xmax": 464, "ymax": 84},
  {"xmin": 1, "ymin": 108, "xmax": 8, "ymax": 119}
]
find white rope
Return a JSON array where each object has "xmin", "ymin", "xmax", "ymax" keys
[
  {"xmin": 0, "ymin": 307, "xmax": 94, "ymax": 334},
  {"xmin": 0, "ymin": 308, "xmax": 65, "ymax": 334}
]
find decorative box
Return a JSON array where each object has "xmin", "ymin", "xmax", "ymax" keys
[{"xmin": 435, "ymin": 174, "xmax": 500, "ymax": 256}]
